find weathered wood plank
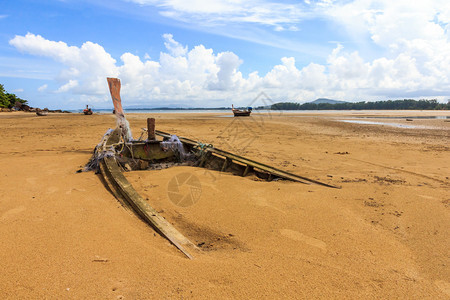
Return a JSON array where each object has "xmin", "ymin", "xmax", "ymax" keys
[
  {"xmin": 155, "ymin": 130, "xmax": 340, "ymax": 188},
  {"xmin": 101, "ymin": 156, "xmax": 196, "ymax": 259}
]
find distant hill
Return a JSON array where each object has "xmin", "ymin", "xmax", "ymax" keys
[{"xmin": 310, "ymin": 98, "xmax": 347, "ymax": 104}]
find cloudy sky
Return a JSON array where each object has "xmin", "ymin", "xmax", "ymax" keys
[{"xmin": 1, "ymin": 0, "xmax": 450, "ymax": 109}]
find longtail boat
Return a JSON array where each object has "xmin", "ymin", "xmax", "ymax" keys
[
  {"xmin": 232, "ymin": 104, "xmax": 252, "ymax": 116},
  {"xmin": 86, "ymin": 78, "xmax": 339, "ymax": 259}
]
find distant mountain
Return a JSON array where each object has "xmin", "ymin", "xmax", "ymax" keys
[{"xmin": 310, "ymin": 98, "xmax": 347, "ymax": 104}]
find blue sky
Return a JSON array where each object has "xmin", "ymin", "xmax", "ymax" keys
[{"xmin": 1, "ymin": 0, "xmax": 450, "ymax": 109}]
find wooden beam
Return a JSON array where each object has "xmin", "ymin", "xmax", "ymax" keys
[
  {"xmin": 101, "ymin": 156, "xmax": 196, "ymax": 259},
  {"xmin": 155, "ymin": 130, "xmax": 340, "ymax": 188}
]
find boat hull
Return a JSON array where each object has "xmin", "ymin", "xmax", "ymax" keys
[{"xmin": 232, "ymin": 110, "xmax": 251, "ymax": 117}]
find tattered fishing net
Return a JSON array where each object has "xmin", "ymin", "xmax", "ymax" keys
[
  {"xmin": 83, "ymin": 129, "xmax": 116, "ymax": 172},
  {"xmin": 84, "ymin": 129, "xmax": 195, "ymax": 172},
  {"xmin": 160, "ymin": 135, "xmax": 192, "ymax": 161},
  {"xmin": 116, "ymin": 113, "xmax": 133, "ymax": 141}
]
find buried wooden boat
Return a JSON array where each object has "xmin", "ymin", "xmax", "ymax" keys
[{"xmin": 86, "ymin": 77, "xmax": 339, "ymax": 259}]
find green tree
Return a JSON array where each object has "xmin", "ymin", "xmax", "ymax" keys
[
  {"xmin": 0, "ymin": 84, "xmax": 9, "ymax": 108},
  {"xmin": 270, "ymin": 99, "xmax": 448, "ymax": 111},
  {"xmin": 0, "ymin": 84, "xmax": 28, "ymax": 108}
]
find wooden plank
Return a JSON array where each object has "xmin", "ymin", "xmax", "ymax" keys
[
  {"xmin": 99, "ymin": 160, "xmax": 132, "ymax": 211},
  {"xmin": 101, "ymin": 156, "xmax": 196, "ymax": 259},
  {"xmin": 208, "ymin": 148, "xmax": 339, "ymax": 188},
  {"xmin": 155, "ymin": 130, "xmax": 340, "ymax": 188}
]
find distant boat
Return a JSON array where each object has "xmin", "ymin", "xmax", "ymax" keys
[
  {"xmin": 83, "ymin": 105, "xmax": 93, "ymax": 115},
  {"xmin": 36, "ymin": 108, "xmax": 48, "ymax": 116},
  {"xmin": 232, "ymin": 104, "xmax": 252, "ymax": 117}
]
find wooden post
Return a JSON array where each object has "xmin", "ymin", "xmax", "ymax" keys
[
  {"xmin": 243, "ymin": 165, "xmax": 253, "ymax": 177},
  {"xmin": 147, "ymin": 118, "xmax": 155, "ymax": 140},
  {"xmin": 221, "ymin": 158, "xmax": 231, "ymax": 172}
]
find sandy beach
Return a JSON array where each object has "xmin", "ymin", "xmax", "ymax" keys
[{"xmin": 0, "ymin": 110, "xmax": 449, "ymax": 299}]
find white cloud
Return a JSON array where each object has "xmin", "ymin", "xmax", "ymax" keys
[
  {"xmin": 81, "ymin": 0, "xmax": 326, "ymax": 56},
  {"xmin": 162, "ymin": 33, "xmax": 187, "ymax": 56},
  {"xmin": 318, "ymin": 0, "xmax": 450, "ymax": 98},
  {"xmin": 9, "ymin": 33, "xmax": 118, "ymax": 95},
  {"xmin": 325, "ymin": 0, "xmax": 450, "ymax": 47},
  {"xmin": 8, "ymin": 31, "xmax": 450, "ymax": 107},
  {"xmin": 0, "ymin": 15, "xmax": 8, "ymax": 19},
  {"xmin": 108, "ymin": 0, "xmax": 450, "ymax": 63},
  {"xmin": 12, "ymin": 88, "xmax": 24, "ymax": 93},
  {"xmin": 38, "ymin": 84, "xmax": 48, "ymax": 92},
  {"xmin": 127, "ymin": 0, "xmax": 306, "ymax": 31},
  {"xmin": 56, "ymin": 79, "xmax": 78, "ymax": 93},
  {"xmin": 207, "ymin": 52, "xmax": 242, "ymax": 90}
]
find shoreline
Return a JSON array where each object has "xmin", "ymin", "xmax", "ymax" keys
[{"xmin": 74, "ymin": 108, "xmax": 450, "ymax": 115}]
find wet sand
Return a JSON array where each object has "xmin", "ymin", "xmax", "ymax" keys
[{"xmin": 0, "ymin": 110, "xmax": 449, "ymax": 298}]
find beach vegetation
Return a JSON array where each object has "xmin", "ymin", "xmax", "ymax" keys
[
  {"xmin": 0, "ymin": 84, "xmax": 28, "ymax": 108},
  {"xmin": 272, "ymin": 99, "xmax": 449, "ymax": 110}
]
